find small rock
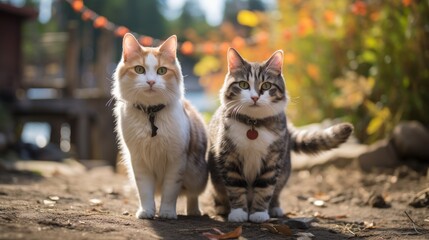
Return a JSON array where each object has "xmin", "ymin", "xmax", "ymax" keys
[
  {"xmin": 312, "ymin": 200, "xmax": 326, "ymax": 207},
  {"xmin": 330, "ymin": 195, "xmax": 346, "ymax": 204},
  {"xmin": 122, "ymin": 211, "xmax": 130, "ymax": 216},
  {"xmin": 89, "ymin": 198, "xmax": 103, "ymax": 206},
  {"xmin": 368, "ymin": 194, "xmax": 391, "ymax": 208},
  {"xmin": 283, "ymin": 218, "xmax": 316, "ymax": 229},
  {"xmin": 392, "ymin": 121, "xmax": 429, "ymax": 161},
  {"xmin": 48, "ymin": 196, "xmax": 60, "ymax": 201},
  {"xmin": 364, "ymin": 221, "xmax": 376, "ymax": 229},
  {"xmin": 296, "ymin": 232, "xmax": 315, "ymax": 240},
  {"xmin": 297, "ymin": 195, "xmax": 309, "ymax": 201},
  {"xmin": 358, "ymin": 139, "xmax": 400, "ymax": 171},
  {"xmin": 409, "ymin": 188, "xmax": 429, "ymax": 208},
  {"xmin": 43, "ymin": 199, "xmax": 56, "ymax": 207}
]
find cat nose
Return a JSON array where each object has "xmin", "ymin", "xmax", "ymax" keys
[
  {"xmin": 251, "ymin": 96, "xmax": 259, "ymax": 103},
  {"xmin": 146, "ymin": 80, "xmax": 155, "ymax": 87}
]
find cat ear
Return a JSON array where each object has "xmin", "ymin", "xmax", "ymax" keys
[
  {"xmin": 159, "ymin": 35, "xmax": 177, "ymax": 62},
  {"xmin": 227, "ymin": 48, "xmax": 245, "ymax": 72},
  {"xmin": 265, "ymin": 50, "xmax": 284, "ymax": 75},
  {"xmin": 122, "ymin": 33, "xmax": 141, "ymax": 62}
]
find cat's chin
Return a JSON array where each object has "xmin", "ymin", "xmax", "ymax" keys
[
  {"xmin": 241, "ymin": 109, "xmax": 272, "ymax": 119},
  {"xmin": 143, "ymin": 88, "xmax": 157, "ymax": 93},
  {"xmin": 240, "ymin": 105, "xmax": 280, "ymax": 119}
]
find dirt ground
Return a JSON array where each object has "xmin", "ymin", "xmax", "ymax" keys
[{"xmin": 0, "ymin": 158, "xmax": 428, "ymax": 240}]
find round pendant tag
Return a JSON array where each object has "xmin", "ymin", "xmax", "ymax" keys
[{"xmin": 246, "ymin": 129, "xmax": 258, "ymax": 140}]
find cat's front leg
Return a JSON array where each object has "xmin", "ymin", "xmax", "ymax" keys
[
  {"xmin": 224, "ymin": 180, "xmax": 249, "ymax": 222},
  {"xmin": 158, "ymin": 157, "xmax": 185, "ymax": 219},
  {"xmin": 249, "ymin": 176, "xmax": 277, "ymax": 223},
  {"xmin": 133, "ymin": 171, "xmax": 156, "ymax": 219}
]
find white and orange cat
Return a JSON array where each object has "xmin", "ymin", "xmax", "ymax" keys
[{"xmin": 112, "ymin": 34, "xmax": 208, "ymax": 219}]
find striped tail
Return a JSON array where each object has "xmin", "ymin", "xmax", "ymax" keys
[{"xmin": 289, "ymin": 123, "xmax": 354, "ymax": 155}]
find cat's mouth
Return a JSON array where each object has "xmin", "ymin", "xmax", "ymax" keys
[
  {"xmin": 144, "ymin": 87, "xmax": 156, "ymax": 93},
  {"xmin": 249, "ymin": 103, "xmax": 259, "ymax": 107}
]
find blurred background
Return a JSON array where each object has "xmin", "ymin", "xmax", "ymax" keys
[{"xmin": 0, "ymin": 0, "xmax": 427, "ymax": 167}]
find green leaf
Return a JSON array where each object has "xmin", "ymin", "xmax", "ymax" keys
[
  {"xmin": 359, "ymin": 50, "xmax": 377, "ymax": 64},
  {"xmin": 402, "ymin": 77, "xmax": 410, "ymax": 88}
]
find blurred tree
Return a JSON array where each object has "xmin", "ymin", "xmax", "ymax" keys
[{"xmin": 196, "ymin": 0, "xmax": 429, "ymax": 143}]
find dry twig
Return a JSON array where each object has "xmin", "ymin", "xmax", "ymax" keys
[{"xmin": 404, "ymin": 211, "xmax": 423, "ymax": 235}]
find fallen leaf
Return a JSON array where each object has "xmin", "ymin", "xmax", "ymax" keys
[
  {"xmin": 313, "ymin": 212, "xmax": 347, "ymax": 220},
  {"xmin": 202, "ymin": 226, "xmax": 242, "ymax": 239},
  {"xmin": 313, "ymin": 192, "xmax": 331, "ymax": 201},
  {"xmin": 261, "ymin": 223, "xmax": 292, "ymax": 236}
]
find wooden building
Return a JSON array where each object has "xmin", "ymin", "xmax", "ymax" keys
[{"xmin": 0, "ymin": 3, "xmax": 118, "ymax": 166}]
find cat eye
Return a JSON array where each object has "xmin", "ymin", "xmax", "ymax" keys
[
  {"xmin": 238, "ymin": 81, "xmax": 250, "ymax": 89},
  {"xmin": 134, "ymin": 65, "xmax": 145, "ymax": 74},
  {"xmin": 261, "ymin": 82, "xmax": 272, "ymax": 90},
  {"xmin": 157, "ymin": 67, "xmax": 167, "ymax": 75}
]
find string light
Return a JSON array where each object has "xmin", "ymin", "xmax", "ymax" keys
[
  {"xmin": 93, "ymin": 16, "xmax": 107, "ymax": 28},
  {"xmin": 180, "ymin": 41, "xmax": 194, "ymax": 55},
  {"xmin": 71, "ymin": 0, "xmax": 83, "ymax": 12},
  {"xmin": 65, "ymin": 0, "xmax": 269, "ymax": 55},
  {"xmin": 139, "ymin": 36, "xmax": 154, "ymax": 47},
  {"xmin": 115, "ymin": 26, "xmax": 129, "ymax": 37},
  {"xmin": 65, "ymin": 0, "xmax": 410, "ymax": 56}
]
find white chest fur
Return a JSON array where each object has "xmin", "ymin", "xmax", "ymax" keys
[
  {"xmin": 117, "ymin": 102, "xmax": 189, "ymax": 176},
  {"xmin": 227, "ymin": 120, "xmax": 277, "ymax": 183}
]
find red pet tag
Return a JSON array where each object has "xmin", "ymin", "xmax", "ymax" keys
[{"xmin": 246, "ymin": 128, "xmax": 258, "ymax": 140}]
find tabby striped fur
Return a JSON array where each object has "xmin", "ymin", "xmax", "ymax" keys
[{"xmin": 289, "ymin": 122, "xmax": 353, "ymax": 154}]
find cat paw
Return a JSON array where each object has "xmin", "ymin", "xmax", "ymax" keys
[
  {"xmin": 186, "ymin": 197, "xmax": 201, "ymax": 216},
  {"xmin": 228, "ymin": 208, "xmax": 248, "ymax": 222},
  {"xmin": 215, "ymin": 206, "xmax": 228, "ymax": 215},
  {"xmin": 186, "ymin": 207, "xmax": 201, "ymax": 216},
  {"xmin": 136, "ymin": 207, "xmax": 155, "ymax": 219},
  {"xmin": 159, "ymin": 207, "xmax": 178, "ymax": 219},
  {"xmin": 269, "ymin": 207, "xmax": 284, "ymax": 218},
  {"xmin": 249, "ymin": 211, "xmax": 270, "ymax": 223}
]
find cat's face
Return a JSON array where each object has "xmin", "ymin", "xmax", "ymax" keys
[
  {"xmin": 113, "ymin": 34, "xmax": 183, "ymax": 105},
  {"xmin": 221, "ymin": 48, "xmax": 287, "ymax": 118}
]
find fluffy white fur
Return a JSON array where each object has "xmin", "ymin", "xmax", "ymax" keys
[
  {"xmin": 228, "ymin": 208, "xmax": 248, "ymax": 222},
  {"xmin": 249, "ymin": 210, "xmax": 270, "ymax": 223},
  {"xmin": 227, "ymin": 121, "xmax": 277, "ymax": 183}
]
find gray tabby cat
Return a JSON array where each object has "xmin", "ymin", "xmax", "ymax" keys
[{"xmin": 208, "ymin": 48, "xmax": 353, "ymax": 223}]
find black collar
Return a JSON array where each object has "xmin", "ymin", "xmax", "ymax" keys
[
  {"xmin": 133, "ymin": 103, "xmax": 165, "ymax": 115},
  {"xmin": 133, "ymin": 103, "xmax": 165, "ymax": 137},
  {"xmin": 227, "ymin": 113, "xmax": 273, "ymax": 128}
]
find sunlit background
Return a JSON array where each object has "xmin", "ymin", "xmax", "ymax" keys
[{"xmin": 0, "ymin": 0, "xmax": 427, "ymax": 164}]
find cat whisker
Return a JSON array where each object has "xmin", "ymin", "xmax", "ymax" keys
[
  {"xmin": 264, "ymin": 102, "xmax": 279, "ymax": 116},
  {"xmin": 224, "ymin": 100, "xmax": 241, "ymax": 116},
  {"xmin": 106, "ymin": 97, "xmax": 115, "ymax": 107},
  {"xmin": 231, "ymin": 104, "xmax": 244, "ymax": 120}
]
